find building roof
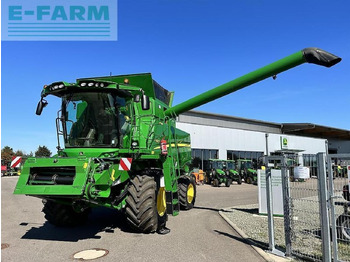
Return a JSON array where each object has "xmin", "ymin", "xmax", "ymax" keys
[
  {"xmin": 281, "ymin": 123, "xmax": 350, "ymax": 140},
  {"xmin": 179, "ymin": 110, "xmax": 350, "ymax": 141}
]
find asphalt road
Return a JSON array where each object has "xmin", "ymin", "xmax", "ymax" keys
[{"xmin": 2, "ymin": 177, "xmax": 264, "ymax": 262}]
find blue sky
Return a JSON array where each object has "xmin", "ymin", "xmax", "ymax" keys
[{"xmin": 2, "ymin": 0, "xmax": 350, "ymax": 154}]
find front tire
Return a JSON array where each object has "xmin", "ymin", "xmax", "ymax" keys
[
  {"xmin": 125, "ymin": 175, "xmax": 159, "ymax": 233},
  {"xmin": 237, "ymin": 175, "xmax": 242, "ymax": 185},
  {"xmin": 42, "ymin": 200, "xmax": 90, "ymax": 227},
  {"xmin": 225, "ymin": 179, "xmax": 232, "ymax": 187},
  {"xmin": 179, "ymin": 177, "xmax": 196, "ymax": 210},
  {"xmin": 246, "ymin": 176, "xmax": 252, "ymax": 184}
]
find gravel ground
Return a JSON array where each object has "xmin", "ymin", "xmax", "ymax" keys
[{"xmin": 223, "ymin": 199, "xmax": 350, "ymax": 262}]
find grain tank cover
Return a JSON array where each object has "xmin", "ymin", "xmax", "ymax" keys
[{"xmin": 78, "ymin": 73, "xmax": 172, "ymax": 106}]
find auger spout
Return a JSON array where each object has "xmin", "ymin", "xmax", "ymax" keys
[{"xmin": 165, "ymin": 47, "xmax": 341, "ymax": 117}]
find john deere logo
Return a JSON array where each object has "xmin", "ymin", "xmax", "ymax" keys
[
  {"xmin": 283, "ymin": 138, "xmax": 288, "ymax": 146},
  {"xmin": 281, "ymin": 137, "xmax": 288, "ymax": 149}
]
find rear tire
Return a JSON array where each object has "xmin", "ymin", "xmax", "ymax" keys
[
  {"xmin": 337, "ymin": 214, "xmax": 350, "ymax": 242},
  {"xmin": 125, "ymin": 175, "xmax": 158, "ymax": 233},
  {"xmin": 179, "ymin": 177, "xmax": 196, "ymax": 210},
  {"xmin": 42, "ymin": 200, "xmax": 90, "ymax": 227}
]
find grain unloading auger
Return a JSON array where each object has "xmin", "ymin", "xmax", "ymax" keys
[{"xmin": 14, "ymin": 48, "xmax": 341, "ymax": 233}]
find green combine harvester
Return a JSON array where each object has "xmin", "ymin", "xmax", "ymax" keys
[{"xmin": 14, "ymin": 48, "xmax": 341, "ymax": 233}]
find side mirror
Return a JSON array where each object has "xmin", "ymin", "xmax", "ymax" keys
[
  {"xmin": 134, "ymin": 94, "xmax": 140, "ymax": 102},
  {"xmin": 36, "ymin": 99, "xmax": 48, "ymax": 115},
  {"xmin": 141, "ymin": 95, "xmax": 150, "ymax": 110}
]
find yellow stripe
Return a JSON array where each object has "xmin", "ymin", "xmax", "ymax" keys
[
  {"xmin": 111, "ymin": 169, "xmax": 116, "ymax": 181},
  {"xmin": 154, "ymin": 143, "xmax": 190, "ymax": 150}
]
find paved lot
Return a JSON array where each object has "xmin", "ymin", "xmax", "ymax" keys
[{"xmin": 2, "ymin": 177, "xmax": 264, "ymax": 262}]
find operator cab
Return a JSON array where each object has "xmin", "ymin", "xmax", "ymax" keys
[{"xmin": 62, "ymin": 91, "xmax": 129, "ymax": 148}]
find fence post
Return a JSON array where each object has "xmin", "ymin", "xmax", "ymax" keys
[
  {"xmin": 266, "ymin": 164, "xmax": 275, "ymax": 251},
  {"xmin": 317, "ymin": 152, "xmax": 331, "ymax": 262},
  {"xmin": 281, "ymin": 156, "xmax": 292, "ymax": 256}
]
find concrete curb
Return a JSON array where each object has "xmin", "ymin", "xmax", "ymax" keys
[{"xmin": 219, "ymin": 209, "xmax": 291, "ymax": 262}]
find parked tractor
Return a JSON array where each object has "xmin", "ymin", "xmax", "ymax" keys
[
  {"xmin": 14, "ymin": 48, "xmax": 341, "ymax": 233},
  {"xmin": 204, "ymin": 159, "xmax": 232, "ymax": 187},
  {"xmin": 226, "ymin": 160, "xmax": 242, "ymax": 185},
  {"xmin": 237, "ymin": 159, "xmax": 257, "ymax": 185},
  {"xmin": 191, "ymin": 168, "xmax": 205, "ymax": 185}
]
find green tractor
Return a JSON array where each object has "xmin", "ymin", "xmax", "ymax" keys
[
  {"xmin": 205, "ymin": 159, "xmax": 232, "ymax": 187},
  {"xmin": 226, "ymin": 160, "xmax": 242, "ymax": 185},
  {"xmin": 13, "ymin": 48, "xmax": 340, "ymax": 233},
  {"xmin": 237, "ymin": 159, "xmax": 257, "ymax": 185}
]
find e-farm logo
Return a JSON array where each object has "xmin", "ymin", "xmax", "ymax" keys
[{"xmin": 2, "ymin": 0, "xmax": 117, "ymax": 41}]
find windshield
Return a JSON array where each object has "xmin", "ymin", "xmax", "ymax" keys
[
  {"xmin": 227, "ymin": 162, "xmax": 235, "ymax": 170},
  {"xmin": 212, "ymin": 161, "xmax": 225, "ymax": 169},
  {"xmin": 242, "ymin": 161, "xmax": 252, "ymax": 169},
  {"xmin": 62, "ymin": 92, "xmax": 127, "ymax": 148}
]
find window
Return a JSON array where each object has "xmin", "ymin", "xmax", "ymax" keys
[{"xmin": 191, "ymin": 148, "xmax": 218, "ymax": 170}]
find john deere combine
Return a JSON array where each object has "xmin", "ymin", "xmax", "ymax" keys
[{"xmin": 14, "ymin": 48, "xmax": 341, "ymax": 233}]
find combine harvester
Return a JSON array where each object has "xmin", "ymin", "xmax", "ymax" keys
[{"xmin": 14, "ymin": 48, "xmax": 341, "ymax": 233}]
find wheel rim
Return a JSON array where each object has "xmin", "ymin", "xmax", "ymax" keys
[
  {"xmin": 342, "ymin": 218, "xmax": 350, "ymax": 240},
  {"xmin": 157, "ymin": 187, "xmax": 166, "ymax": 217},
  {"xmin": 187, "ymin": 183, "xmax": 194, "ymax": 204}
]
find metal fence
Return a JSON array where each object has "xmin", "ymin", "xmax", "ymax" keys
[
  {"xmin": 264, "ymin": 154, "xmax": 350, "ymax": 261},
  {"xmin": 288, "ymin": 170, "xmax": 323, "ymax": 261},
  {"xmin": 325, "ymin": 154, "xmax": 350, "ymax": 262}
]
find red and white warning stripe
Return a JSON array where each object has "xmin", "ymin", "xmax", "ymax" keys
[
  {"xmin": 11, "ymin": 156, "xmax": 22, "ymax": 168},
  {"xmin": 119, "ymin": 158, "xmax": 132, "ymax": 171}
]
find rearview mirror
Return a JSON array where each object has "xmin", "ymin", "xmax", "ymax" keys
[
  {"xmin": 134, "ymin": 94, "xmax": 140, "ymax": 102},
  {"xmin": 36, "ymin": 99, "xmax": 48, "ymax": 115},
  {"xmin": 141, "ymin": 95, "xmax": 150, "ymax": 110}
]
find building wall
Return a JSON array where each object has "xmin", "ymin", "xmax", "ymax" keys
[{"xmin": 176, "ymin": 122, "xmax": 327, "ymax": 163}]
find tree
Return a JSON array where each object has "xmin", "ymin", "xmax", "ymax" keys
[
  {"xmin": 14, "ymin": 150, "xmax": 24, "ymax": 156},
  {"xmin": 35, "ymin": 146, "xmax": 52, "ymax": 157},
  {"xmin": 1, "ymin": 146, "xmax": 15, "ymax": 165}
]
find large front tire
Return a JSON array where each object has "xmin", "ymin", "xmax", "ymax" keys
[
  {"xmin": 125, "ymin": 175, "xmax": 159, "ymax": 233},
  {"xmin": 42, "ymin": 200, "xmax": 90, "ymax": 227},
  {"xmin": 179, "ymin": 177, "xmax": 196, "ymax": 210}
]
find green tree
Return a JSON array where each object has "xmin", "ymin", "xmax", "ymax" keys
[
  {"xmin": 14, "ymin": 150, "xmax": 24, "ymax": 156},
  {"xmin": 1, "ymin": 146, "xmax": 15, "ymax": 165},
  {"xmin": 35, "ymin": 146, "xmax": 52, "ymax": 157}
]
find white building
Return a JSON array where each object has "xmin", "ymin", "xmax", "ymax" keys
[{"xmin": 177, "ymin": 110, "xmax": 350, "ymax": 173}]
